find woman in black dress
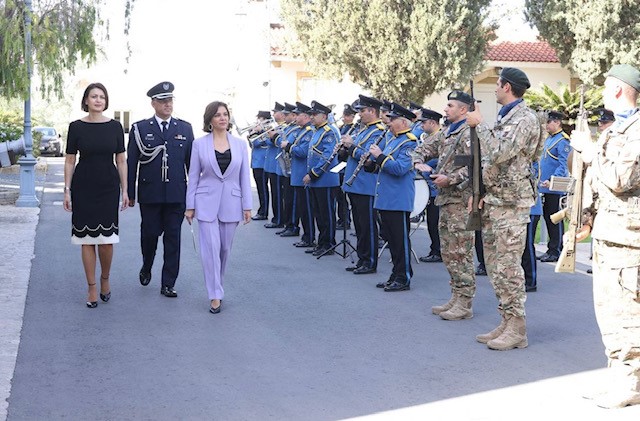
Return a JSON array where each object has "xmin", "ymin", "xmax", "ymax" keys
[{"xmin": 63, "ymin": 83, "xmax": 129, "ymax": 308}]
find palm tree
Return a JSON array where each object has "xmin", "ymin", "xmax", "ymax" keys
[{"xmin": 524, "ymin": 83, "xmax": 603, "ymax": 130}]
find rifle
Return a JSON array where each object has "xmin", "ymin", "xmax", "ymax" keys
[
  {"xmin": 454, "ymin": 81, "xmax": 484, "ymax": 231},
  {"xmin": 549, "ymin": 85, "xmax": 587, "ymax": 273}
]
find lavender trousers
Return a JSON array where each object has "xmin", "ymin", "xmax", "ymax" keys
[{"xmin": 198, "ymin": 219, "xmax": 238, "ymax": 300}]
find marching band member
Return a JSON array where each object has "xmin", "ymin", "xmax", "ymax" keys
[
  {"xmin": 249, "ymin": 110, "xmax": 272, "ymax": 221},
  {"xmin": 365, "ymin": 102, "xmax": 417, "ymax": 291},
  {"xmin": 282, "ymin": 102, "xmax": 316, "ymax": 248},
  {"xmin": 340, "ymin": 95, "xmax": 386, "ymax": 274},
  {"xmin": 303, "ymin": 101, "xmax": 341, "ymax": 256},
  {"xmin": 413, "ymin": 108, "xmax": 443, "ymax": 263},
  {"xmin": 275, "ymin": 103, "xmax": 300, "ymax": 237},
  {"xmin": 408, "ymin": 100, "xmax": 425, "ymax": 139},
  {"xmin": 264, "ymin": 102, "xmax": 286, "ymax": 229},
  {"xmin": 336, "ymin": 103, "xmax": 359, "ymax": 230},
  {"xmin": 415, "ymin": 92, "xmax": 476, "ymax": 319}
]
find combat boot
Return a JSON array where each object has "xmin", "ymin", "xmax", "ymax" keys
[
  {"xmin": 431, "ymin": 292, "xmax": 457, "ymax": 315},
  {"xmin": 487, "ymin": 316, "xmax": 528, "ymax": 350},
  {"xmin": 476, "ymin": 315, "xmax": 507, "ymax": 344},
  {"xmin": 439, "ymin": 295, "xmax": 473, "ymax": 320}
]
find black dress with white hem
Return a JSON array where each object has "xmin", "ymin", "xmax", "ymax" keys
[{"xmin": 66, "ymin": 119, "xmax": 125, "ymax": 245}]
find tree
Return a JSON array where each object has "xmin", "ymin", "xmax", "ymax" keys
[
  {"xmin": 280, "ymin": 0, "xmax": 495, "ymax": 101},
  {"xmin": 524, "ymin": 0, "xmax": 640, "ymax": 84},
  {"xmin": 0, "ymin": 0, "xmax": 137, "ymax": 100},
  {"xmin": 524, "ymin": 83, "xmax": 603, "ymax": 131}
]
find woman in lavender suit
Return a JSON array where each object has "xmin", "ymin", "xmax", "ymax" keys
[{"xmin": 185, "ymin": 101, "xmax": 252, "ymax": 314}]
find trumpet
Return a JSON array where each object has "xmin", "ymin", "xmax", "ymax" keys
[
  {"xmin": 248, "ymin": 122, "xmax": 287, "ymax": 142},
  {"xmin": 238, "ymin": 119, "xmax": 275, "ymax": 135}
]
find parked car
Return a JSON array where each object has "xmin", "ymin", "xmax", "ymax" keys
[{"xmin": 34, "ymin": 126, "xmax": 63, "ymax": 157}]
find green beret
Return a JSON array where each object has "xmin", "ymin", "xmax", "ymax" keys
[
  {"xmin": 499, "ymin": 67, "xmax": 531, "ymax": 90},
  {"xmin": 607, "ymin": 64, "xmax": 640, "ymax": 92}
]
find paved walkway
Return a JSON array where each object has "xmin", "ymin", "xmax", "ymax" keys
[{"xmin": 1, "ymin": 158, "xmax": 638, "ymax": 420}]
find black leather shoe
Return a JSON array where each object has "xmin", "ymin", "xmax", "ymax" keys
[
  {"xmin": 376, "ymin": 277, "xmax": 394, "ymax": 288},
  {"xmin": 587, "ymin": 268, "xmax": 593, "ymax": 274},
  {"xmin": 209, "ymin": 302, "xmax": 222, "ymax": 314},
  {"xmin": 419, "ymin": 254, "xmax": 442, "ymax": 263},
  {"xmin": 540, "ymin": 254, "xmax": 559, "ymax": 262},
  {"xmin": 279, "ymin": 228, "xmax": 300, "ymax": 237},
  {"xmin": 336, "ymin": 222, "xmax": 351, "ymax": 230},
  {"xmin": 294, "ymin": 241, "xmax": 315, "ymax": 248},
  {"xmin": 305, "ymin": 247, "xmax": 320, "ymax": 254},
  {"xmin": 264, "ymin": 223, "xmax": 284, "ymax": 229},
  {"xmin": 312, "ymin": 248, "xmax": 334, "ymax": 256},
  {"xmin": 526, "ymin": 285, "xmax": 537, "ymax": 292},
  {"xmin": 536, "ymin": 253, "xmax": 549, "ymax": 261},
  {"xmin": 353, "ymin": 266, "xmax": 376, "ymax": 275},
  {"xmin": 139, "ymin": 269, "xmax": 151, "ymax": 286},
  {"xmin": 346, "ymin": 264, "xmax": 362, "ymax": 272},
  {"xmin": 475, "ymin": 264, "xmax": 487, "ymax": 276},
  {"xmin": 160, "ymin": 286, "xmax": 178, "ymax": 297},
  {"xmin": 384, "ymin": 280, "xmax": 410, "ymax": 291},
  {"xmin": 251, "ymin": 214, "xmax": 268, "ymax": 220}
]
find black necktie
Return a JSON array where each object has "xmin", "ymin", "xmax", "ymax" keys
[{"xmin": 161, "ymin": 121, "xmax": 168, "ymax": 132}]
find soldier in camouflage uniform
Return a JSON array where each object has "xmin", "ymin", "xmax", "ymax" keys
[
  {"xmin": 466, "ymin": 67, "xmax": 543, "ymax": 351},
  {"xmin": 571, "ymin": 64, "xmax": 640, "ymax": 408},
  {"xmin": 413, "ymin": 92, "xmax": 476, "ymax": 320}
]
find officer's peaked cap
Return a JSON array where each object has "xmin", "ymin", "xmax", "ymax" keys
[
  {"xmin": 147, "ymin": 81, "xmax": 174, "ymax": 100},
  {"xmin": 419, "ymin": 108, "xmax": 443, "ymax": 122},
  {"xmin": 309, "ymin": 101, "xmax": 332, "ymax": 115},
  {"xmin": 387, "ymin": 102, "xmax": 416, "ymax": 120}
]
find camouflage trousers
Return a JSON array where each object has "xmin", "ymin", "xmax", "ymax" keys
[
  {"xmin": 481, "ymin": 204, "xmax": 529, "ymax": 317},
  {"xmin": 592, "ymin": 239, "xmax": 640, "ymax": 391},
  {"xmin": 439, "ymin": 203, "xmax": 475, "ymax": 297}
]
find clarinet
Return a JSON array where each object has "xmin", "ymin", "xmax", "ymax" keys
[
  {"xmin": 319, "ymin": 141, "xmax": 343, "ymax": 173},
  {"xmin": 345, "ymin": 130, "xmax": 387, "ymax": 186}
]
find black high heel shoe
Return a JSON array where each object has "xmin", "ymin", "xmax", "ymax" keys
[
  {"xmin": 209, "ymin": 300, "xmax": 222, "ymax": 314},
  {"xmin": 99, "ymin": 276, "xmax": 111, "ymax": 302},
  {"xmin": 86, "ymin": 283, "xmax": 98, "ymax": 308}
]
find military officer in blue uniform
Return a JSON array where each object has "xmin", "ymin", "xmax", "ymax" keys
[
  {"xmin": 264, "ymin": 102, "xmax": 286, "ymax": 228},
  {"xmin": 303, "ymin": 100, "xmax": 341, "ymax": 256},
  {"xmin": 340, "ymin": 95, "xmax": 386, "ymax": 274},
  {"xmin": 538, "ymin": 110, "xmax": 571, "ymax": 262},
  {"xmin": 365, "ymin": 102, "xmax": 418, "ymax": 291},
  {"xmin": 276, "ymin": 103, "xmax": 301, "ymax": 237},
  {"xmin": 281, "ymin": 102, "xmax": 316, "ymax": 248},
  {"xmin": 249, "ymin": 110, "xmax": 272, "ymax": 220},
  {"xmin": 127, "ymin": 81, "xmax": 194, "ymax": 298}
]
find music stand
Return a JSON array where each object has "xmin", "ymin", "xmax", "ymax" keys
[{"xmin": 317, "ymin": 188, "xmax": 357, "ymax": 260}]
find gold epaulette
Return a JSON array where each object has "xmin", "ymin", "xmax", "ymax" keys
[
  {"xmin": 407, "ymin": 133, "xmax": 418, "ymax": 141},
  {"xmin": 323, "ymin": 125, "xmax": 331, "ymax": 132}
]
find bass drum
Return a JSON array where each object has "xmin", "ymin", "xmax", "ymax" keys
[{"xmin": 411, "ymin": 175, "xmax": 431, "ymax": 219}]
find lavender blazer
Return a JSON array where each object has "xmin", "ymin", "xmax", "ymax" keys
[{"xmin": 186, "ymin": 133, "xmax": 253, "ymax": 223}]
